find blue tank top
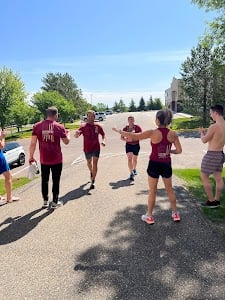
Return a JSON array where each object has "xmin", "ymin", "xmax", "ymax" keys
[{"xmin": 150, "ymin": 128, "xmax": 172, "ymax": 162}]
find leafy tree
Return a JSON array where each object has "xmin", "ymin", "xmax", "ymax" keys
[
  {"xmin": 137, "ymin": 97, "xmax": 146, "ymax": 111},
  {"xmin": 180, "ymin": 43, "xmax": 215, "ymax": 126},
  {"xmin": 0, "ymin": 67, "xmax": 26, "ymax": 129},
  {"xmin": 95, "ymin": 102, "xmax": 108, "ymax": 112},
  {"xmin": 32, "ymin": 90, "xmax": 75, "ymax": 123},
  {"xmin": 128, "ymin": 99, "xmax": 137, "ymax": 112},
  {"xmin": 41, "ymin": 72, "xmax": 80, "ymax": 101},
  {"xmin": 9, "ymin": 100, "xmax": 30, "ymax": 132},
  {"xmin": 41, "ymin": 72, "xmax": 90, "ymax": 118},
  {"xmin": 191, "ymin": 0, "xmax": 225, "ymax": 48}
]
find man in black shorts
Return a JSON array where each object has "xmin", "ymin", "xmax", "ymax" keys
[{"xmin": 121, "ymin": 116, "xmax": 142, "ymax": 181}]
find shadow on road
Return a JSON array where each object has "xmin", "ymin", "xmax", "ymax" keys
[
  {"xmin": 73, "ymin": 186, "xmax": 225, "ymax": 299},
  {"xmin": 60, "ymin": 182, "xmax": 92, "ymax": 205},
  {"xmin": 0, "ymin": 208, "xmax": 53, "ymax": 245},
  {"xmin": 109, "ymin": 179, "xmax": 134, "ymax": 189}
]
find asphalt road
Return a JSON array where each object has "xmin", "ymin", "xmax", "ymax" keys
[{"xmin": 0, "ymin": 111, "xmax": 225, "ymax": 300}]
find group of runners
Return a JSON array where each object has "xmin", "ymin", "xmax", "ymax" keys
[{"xmin": 1, "ymin": 104, "xmax": 225, "ymax": 225}]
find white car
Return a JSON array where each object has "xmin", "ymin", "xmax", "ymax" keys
[
  {"xmin": 82, "ymin": 112, "xmax": 106, "ymax": 122},
  {"xmin": 2, "ymin": 141, "xmax": 25, "ymax": 166}
]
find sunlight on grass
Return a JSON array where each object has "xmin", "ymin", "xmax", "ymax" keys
[
  {"xmin": 0, "ymin": 177, "xmax": 31, "ymax": 195},
  {"xmin": 174, "ymin": 168, "xmax": 225, "ymax": 224}
]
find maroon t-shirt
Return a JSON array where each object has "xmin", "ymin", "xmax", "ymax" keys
[
  {"xmin": 122, "ymin": 124, "xmax": 142, "ymax": 145},
  {"xmin": 79, "ymin": 122, "xmax": 105, "ymax": 152},
  {"xmin": 32, "ymin": 120, "xmax": 67, "ymax": 165}
]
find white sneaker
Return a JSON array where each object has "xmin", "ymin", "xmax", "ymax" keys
[
  {"xmin": 0, "ymin": 198, "xmax": 7, "ymax": 206},
  {"xmin": 51, "ymin": 201, "xmax": 63, "ymax": 209},
  {"xmin": 42, "ymin": 201, "xmax": 49, "ymax": 208}
]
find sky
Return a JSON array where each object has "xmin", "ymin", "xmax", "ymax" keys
[{"xmin": 0, "ymin": 0, "xmax": 213, "ymax": 107}]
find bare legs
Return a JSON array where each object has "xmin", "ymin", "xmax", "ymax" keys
[
  {"xmin": 201, "ymin": 171, "xmax": 224, "ymax": 201},
  {"xmin": 127, "ymin": 153, "xmax": 138, "ymax": 173},
  {"xmin": 147, "ymin": 176, "xmax": 177, "ymax": 215},
  {"xmin": 87, "ymin": 156, "xmax": 99, "ymax": 182},
  {"xmin": 3, "ymin": 171, "xmax": 12, "ymax": 202}
]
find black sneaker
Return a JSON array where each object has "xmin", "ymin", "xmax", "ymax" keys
[
  {"xmin": 201, "ymin": 200, "xmax": 219, "ymax": 208},
  {"xmin": 214, "ymin": 200, "xmax": 221, "ymax": 207},
  {"xmin": 129, "ymin": 173, "xmax": 134, "ymax": 181},
  {"xmin": 90, "ymin": 180, "xmax": 95, "ymax": 189}
]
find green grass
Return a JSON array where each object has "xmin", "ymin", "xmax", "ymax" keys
[
  {"xmin": 171, "ymin": 116, "xmax": 203, "ymax": 130},
  {"xmin": 174, "ymin": 168, "xmax": 225, "ymax": 223},
  {"xmin": 0, "ymin": 177, "xmax": 31, "ymax": 196}
]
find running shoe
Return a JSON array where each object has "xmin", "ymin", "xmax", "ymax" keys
[
  {"xmin": 42, "ymin": 201, "xmax": 49, "ymax": 208},
  {"xmin": 0, "ymin": 198, "xmax": 7, "ymax": 206},
  {"xmin": 214, "ymin": 200, "xmax": 221, "ymax": 207},
  {"xmin": 90, "ymin": 181, "xmax": 95, "ymax": 190},
  {"xmin": 129, "ymin": 172, "xmax": 134, "ymax": 181},
  {"xmin": 51, "ymin": 201, "xmax": 63, "ymax": 209},
  {"xmin": 133, "ymin": 169, "xmax": 137, "ymax": 176},
  {"xmin": 141, "ymin": 215, "xmax": 155, "ymax": 224},
  {"xmin": 172, "ymin": 212, "xmax": 181, "ymax": 222},
  {"xmin": 201, "ymin": 200, "xmax": 219, "ymax": 208}
]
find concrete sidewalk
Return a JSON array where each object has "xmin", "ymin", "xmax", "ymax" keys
[{"xmin": 0, "ymin": 154, "xmax": 225, "ymax": 300}]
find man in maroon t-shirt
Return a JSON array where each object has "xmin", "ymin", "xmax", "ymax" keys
[
  {"xmin": 121, "ymin": 116, "xmax": 142, "ymax": 181},
  {"xmin": 29, "ymin": 106, "xmax": 70, "ymax": 209},
  {"xmin": 75, "ymin": 110, "xmax": 106, "ymax": 189}
]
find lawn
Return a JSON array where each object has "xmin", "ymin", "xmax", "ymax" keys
[
  {"xmin": 0, "ymin": 177, "xmax": 31, "ymax": 196},
  {"xmin": 174, "ymin": 168, "xmax": 225, "ymax": 224}
]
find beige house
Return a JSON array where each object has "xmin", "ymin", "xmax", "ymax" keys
[{"xmin": 165, "ymin": 77, "xmax": 183, "ymax": 112}]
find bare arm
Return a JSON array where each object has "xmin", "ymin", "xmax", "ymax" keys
[
  {"xmin": 29, "ymin": 135, "xmax": 38, "ymax": 163},
  {"xmin": 170, "ymin": 134, "xmax": 182, "ymax": 154},
  {"xmin": 199, "ymin": 125, "xmax": 214, "ymax": 144},
  {"xmin": 112, "ymin": 127, "xmax": 153, "ymax": 140},
  {"xmin": 74, "ymin": 129, "xmax": 81, "ymax": 138},
  {"xmin": 62, "ymin": 130, "xmax": 70, "ymax": 145}
]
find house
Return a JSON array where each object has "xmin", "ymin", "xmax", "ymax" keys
[{"xmin": 165, "ymin": 77, "xmax": 183, "ymax": 112}]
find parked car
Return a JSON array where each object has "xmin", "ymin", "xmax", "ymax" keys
[
  {"xmin": 2, "ymin": 141, "xmax": 25, "ymax": 166},
  {"xmin": 105, "ymin": 110, "xmax": 113, "ymax": 115},
  {"xmin": 82, "ymin": 112, "xmax": 106, "ymax": 122}
]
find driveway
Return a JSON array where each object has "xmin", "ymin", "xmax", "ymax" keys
[{"xmin": 0, "ymin": 111, "xmax": 224, "ymax": 300}]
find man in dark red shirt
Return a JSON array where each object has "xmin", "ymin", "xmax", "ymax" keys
[
  {"xmin": 29, "ymin": 106, "xmax": 70, "ymax": 209},
  {"xmin": 121, "ymin": 116, "xmax": 142, "ymax": 181},
  {"xmin": 75, "ymin": 110, "xmax": 106, "ymax": 189}
]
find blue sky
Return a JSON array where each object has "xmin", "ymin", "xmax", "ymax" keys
[{"xmin": 0, "ymin": 0, "xmax": 213, "ymax": 107}]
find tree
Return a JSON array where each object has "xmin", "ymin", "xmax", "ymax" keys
[
  {"xmin": 41, "ymin": 72, "xmax": 90, "ymax": 118},
  {"xmin": 191, "ymin": 0, "xmax": 225, "ymax": 49},
  {"xmin": 180, "ymin": 43, "xmax": 215, "ymax": 126},
  {"xmin": 147, "ymin": 95, "xmax": 154, "ymax": 110},
  {"xmin": 128, "ymin": 99, "xmax": 137, "ymax": 112},
  {"xmin": 32, "ymin": 90, "xmax": 75, "ymax": 123},
  {"xmin": 137, "ymin": 97, "xmax": 146, "ymax": 111},
  {"xmin": 9, "ymin": 100, "xmax": 30, "ymax": 132},
  {"xmin": 154, "ymin": 98, "xmax": 163, "ymax": 110},
  {"xmin": 95, "ymin": 102, "xmax": 108, "ymax": 112},
  {"xmin": 41, "ymin": 72, "xmax": 80, "ymax": 101},
  {"xmin": 118, "ymin": 99, "xmax": 127, "ymax": 112},
  {"xmin": 0, "ymin": 67, "xmax": 26, "ymax": 129}
]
